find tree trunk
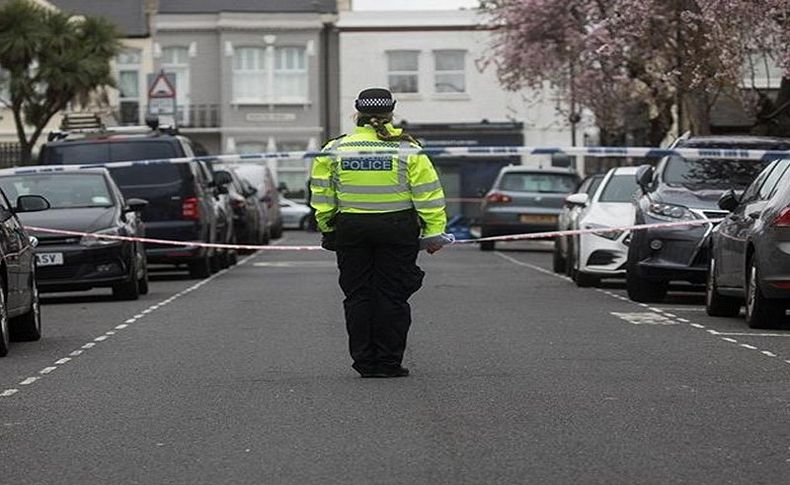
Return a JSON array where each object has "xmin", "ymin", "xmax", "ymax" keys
[
  {"xmin": 683, "ymin": 90, "xmax": 712, "ymax": 136},
  {"xmin": 751, "ymin": 76, "xmax": 790, "ymax": 137}
]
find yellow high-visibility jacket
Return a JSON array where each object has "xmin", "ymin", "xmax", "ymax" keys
[{"xmin": 310, "ymin": 123, "xmax": 447, "ymax": 237}]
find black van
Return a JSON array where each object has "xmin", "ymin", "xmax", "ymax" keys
[{"xmin": 39, "ymin": 127, "xmax": 233, "ymax": 278}]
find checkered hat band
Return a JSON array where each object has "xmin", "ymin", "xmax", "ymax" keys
[{"xmin": 356, "ymin": 98, "xmax": 395, "ymax": 108}]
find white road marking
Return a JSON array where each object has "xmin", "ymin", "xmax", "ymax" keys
[
  {"xmin": 657, "ymin": 307, "xmax": 706, "ymax": 312},
  {"xmin": 713, "ymin": 332, "xmax": 790, "ymax": 337},
  {"xmin": 611, "ymin": 312, "xmax": 677, "ymax": 325},
  {"xmin": 707, "ymin": 329, "xmax": 720, "ymax": 335},
  {"xmin": 0, "ymin": 250, "xmax": 261, "ymax": 399},
  {"xmin": 679, "ymin": 318, "xmax": 692, "ymax": 323},
  {"xmin": 762, "ymin": 351, "xmax": 777, "ymax": 357},
  {"xmin": 740, "ymin": 344, "xmax": 758, "ymax": 350},
  {"xmin": 690, "ymin": 323, "xmax": 705, "ymax": 328},
  {"xmin": 721, "ymin": 338, "xmax": 738, "ymax": 343}
]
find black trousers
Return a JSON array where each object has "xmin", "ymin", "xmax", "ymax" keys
[{"xmin": 335, "ymin": 209, "xmax": 425, "ymax": 370}]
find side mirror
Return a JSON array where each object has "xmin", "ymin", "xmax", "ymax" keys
[
  {"xmin": 718, "ymin": 190, "xmax": 740, "ymax": 212},
  {"xmin": 213, "ymin": 170, "xmax": 233, "ymax": 186},
  {"xmin": 565, "ymin": 193, "xmax": 589, "ymax": 207},
  {"xmin": 216, "ymin": 185, "xmax": 229, "ymax": 195},
  {"xmin": 635, "ymin": 164, "xmax": 655, "ymax": 193},
  {"xmin": 124, "ymin": 197, "xmax": 149, "ymax": 213},
  {"xmin": 16, "ymin": 195, "xmax": 50, "ymax": 213}
]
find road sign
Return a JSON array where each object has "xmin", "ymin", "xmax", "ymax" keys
[{"xmin": 148, "ymin": 71, "xmax": 176, "ymax": 99}]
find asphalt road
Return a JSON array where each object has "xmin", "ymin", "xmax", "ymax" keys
[{"xmin": 3, "ymin": 231, "xmax": 790, "ymax": 484}]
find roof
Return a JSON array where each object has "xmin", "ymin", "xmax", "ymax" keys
[
  {"xmin": 338, "ymin": 9, "xmax": 481, "ymax": 29},
  {"xmin": 159, "ymin": 0, "xmax": 336, "ymax": 14},
  {"xmin": 50, "ymin": 0, "xmax": 148, "ymax": 37},
  {"xmin": 680, "ymin": 135, "xmax": 790, "ymax": 150},
  {"xmin": 0, "ymin": 165, "xmax": 109, "ymax": 176},
  {"xmin": 500, "ymin": 166, "xmax": 578, "ymax": 175},
  {"xmin": 610, "ymin": 166, "xmax": 639, "ymax": 175}
]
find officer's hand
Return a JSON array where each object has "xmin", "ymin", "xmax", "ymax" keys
[
  {"xmin": 321, "ymin": 232, "xmax": 337, "ymax": 251},
  {"xmin": 426, "ymin": 242, "xmax": 443, "ymax": 254}
]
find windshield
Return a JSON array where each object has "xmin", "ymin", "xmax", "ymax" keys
[
  {"xmin": 499, "ymin": 173, "xmax": 577, "ymax": 193},
  {"xmin": 663, "ymin": 156, "xmax": 770, "ymax": 190},
  {"xmin": 43, "ymin": 141, "xmax": 179, "ymax": 165},
  {"xmin": 599, "ymin": 174, "xmax": 639, "ymax": 202},
  {"xmin": 0, "ymin": 173, "xmax": 113, "ymax": 209}
]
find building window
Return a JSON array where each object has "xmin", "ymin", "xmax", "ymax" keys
[
  {"xmin": 161, "ymin": 46, "xmax": 191, "ymax": 125},
  {"xmin": 233, "ymin": 47, "xmax": 267, "ymax": 103},
  {"xmin": 434, "ymin": 50, "xmax": 466, "ymax": 93},
  {"xmin": 233, "ymin": 46, "xmax": 308, "ymax": 104},
  {"xmin": 116, "ymin": 49, "xmax": 142, "ymax": 125},
  {"xmin": 387, "ymin": 50, "xmax": 419, "ymax": 94},
  {"xmin": 274, "ymin": 47, "xmax": 308, "ymax": 103}
]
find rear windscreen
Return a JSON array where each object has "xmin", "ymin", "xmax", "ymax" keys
[
  {"xmin": 42, "ymin": 141, "xmax": 179, "ymax": 165},
  {"xmin": 599, "ymin": 175, "xmax": 639, "ymax": 202},
  {"xmin": 499, "ymin": 173, "xmax": 578, "ymax": 193}
]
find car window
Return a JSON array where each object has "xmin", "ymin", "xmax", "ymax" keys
[
  {"xmin": 598, "ymin": 174, "xmax": 639, "ymax": 203},
  {"xmin": 0, "ymin": 173, "xmax": 114, "ymax": 209},
  {"xmin": 499, "ymin": 173, "xmax": 577, "ymax": 193},
  {"xmin": 585, "ymin": 176, "xmax": 603, "ymax": 196},
  {"xmin": 740, "ymin": 161, "xmax": 776, "ymax": 203},
  {"xmin": 758, "ymin": 159, "xmax": 790, "ymax": 200},
  {"xmin": 663, "ymin": 155, "xmax": 770, "ymax": 190},
  {"xmin": 42, "ymin": 140, "xmax": 179, "ymax": 164}
]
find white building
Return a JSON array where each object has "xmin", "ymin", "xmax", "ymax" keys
[{"xmin": 337, "ymin": 9, "xmax": 590, "ymax": 159}]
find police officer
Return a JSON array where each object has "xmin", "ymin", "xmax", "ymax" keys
[{"xmin": 310, "ymin": 88, "xmax": 448, "ymax": 378}]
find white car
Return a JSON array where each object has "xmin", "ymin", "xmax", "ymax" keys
[
  {"xmin": 279, "ymin": 198, "xmax": 312, "ymax": 230},
  {"xmin": 567, "ymin": 166, "xmax": 639, "ymax": 287}
]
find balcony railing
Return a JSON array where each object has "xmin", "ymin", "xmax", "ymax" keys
[{"xmin": 113, "ymin": 103, "xmax": 221, "ymax": 129}]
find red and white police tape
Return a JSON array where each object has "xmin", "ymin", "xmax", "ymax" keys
[{"xmin": 26, "ymin": 218, "xmax": 722, "ymax": 251}]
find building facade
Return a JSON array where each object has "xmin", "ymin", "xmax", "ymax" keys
[{"xmin": 154, "ymin": 0, "xmax": 337, "ymax": 195}]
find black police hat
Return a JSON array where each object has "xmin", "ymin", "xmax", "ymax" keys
[{"xmin": 355, "ymin": 88, "xmax": 397, "ymax": 114}]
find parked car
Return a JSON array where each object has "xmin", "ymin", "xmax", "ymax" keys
[
  {"xmin": 706, "ymin": 158, "xmax": 790, "ymax": 328},
  {"xmin": 627, "ymin": 135, "xmax": 790, "ymax": 303},
  {"xmin": 39, "ymin": 121, "xmax": 233, "ymax": 278},
  {"xmin": 228, "ymin": 164, "xmax": 284, "ymax": 239},
  {"xmin": 0, "ymin": 167, "xmax": 149, "ymax": 300},
  {"xmin": 0, "ymin": 189, "xmax": 50, "ymax": 357},
  {"xmin": 279, "ymin": 198, "xmax": 311, "ymax": 230},
  {"xmin": 565, "ymin": 167, "xmax": 639, "ymax": 287},
  {"xmin": 479, "ymin": 166, "xmax": 580, "ymax": 251},
  {"xmin": 216, "ymin": 166, "xmax": 269, "ymax": 247},
  {"xmin": 553, "ymin": 173, "xmax": 605, "ymax": 273}
]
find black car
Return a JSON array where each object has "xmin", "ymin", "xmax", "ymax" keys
[
  {"xmin": 216, "ymin": 166, "xmax": 269, "ymax": 247},
  {"xmin": 707, "ymin": 158, "xmax": 790, "ymax": 328},
  {"xmin": 39, "ymin": 122, "xmax": 233, "ymax": 278},
  {"xmin": 0, "ymin": 167, "xmax": 149, "ymax": 300},
  {"xmin": 0, "ymin": 189, "xmax": 50, "ymax": 357},
  {"xmin": 627, "ymin": 135, "xmax": 790, "ymax": 303}
]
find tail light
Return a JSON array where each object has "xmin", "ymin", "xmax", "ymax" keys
[
  {"xmin": 772, "ymin": 207, "xmax": 790, "ymax": 227},
  {"xmin": 182, "ymin": 197, "xmax": 200, "ymax": 220},
  {"xmin": 485, "ymin": 192, "xmax": 512, "ymax": 203}
]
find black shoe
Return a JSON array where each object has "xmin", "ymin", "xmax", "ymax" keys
[{"xmin": 371, "ymin": 365, "xmax": 409, "ymax": 378}]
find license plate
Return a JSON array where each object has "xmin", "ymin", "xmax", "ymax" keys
[
  {"xmin": 36, "ymin": 253, "xmax": 63, "ymax": 267},
  {"xmin": 520, "ymin": 214, "xmax": 557, "ymax": 224}
]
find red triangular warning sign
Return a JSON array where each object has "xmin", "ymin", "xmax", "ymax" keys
[{"xmin": 149, "ymin": 72, "xmax": 176, "ymax": 98}]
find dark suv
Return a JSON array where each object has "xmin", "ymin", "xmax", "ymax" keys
[
  {"xmin": 627, "ymin": 135, "xmax": 790, "ymax": 302},
  {"xmin": 39, "ymin": 123, "xmax": 234, "ymax": 278}
]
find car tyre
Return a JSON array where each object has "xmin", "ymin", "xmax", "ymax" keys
[
  {"xmin": 626, "ymin": 245, "xmax": 667, "ymax": 303},
  {"xmin": 271, "ymin": 221, "xmax": 284, "ymax": 240},
  {"xmin": 210, "ymin": 253, "xmax": 223, "ymax": 273},
  {"xmin": 565, "ymin": 237, "xmax": 575, "ymax": 277},
  {"xmin": 299, "ymin": 216, "xmax": 309, "ymax": 231},
  {"xmin": 552, "ymin": 238, "xmax": 566, "ymax": 273},
  {"xmin": 229, "ymin": 250, "xmax": 238, "ymax": 266},
  {"xmin": 10, "ymin": 276, "xmax": 41, "ymax": 342},
  {"xmin": 745, "ymin": 258, "xmax": 784, "ymax": 329},
  {"xmin": 0, "ymin": 287, "xmax": 9, "ymax": 357},
  {"xmin": 188, "ymin": 254, "xmax": 212, "ymax": 279},
  {"xmin": 137, "ymin": 252, "xmax": 149, "ymax": 296},
  {"xmin": 260, "ymin": 226, "xmax": 271, "ymax": 246},
  {"xmin": 574, "ymin": 270, "xmax": 599, "ymax": 288},
  {"xmin": 112, "ymin": 274, "xmax": 140, "ymax": 301},
  {"xmin": 705, "ymin": 257, "xmax": 740, "ymax": 317}
]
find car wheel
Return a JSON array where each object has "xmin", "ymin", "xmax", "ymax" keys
[
  {"xmin": 574, "ymin": 270, "xmax": 599, "ymax": 288},
  {"xmin": 552, "ymin": 238, "xmax": 566, "ymax": 273},
  {"xmin": 745, "ymin": 258, "xmax": 784, "ymax": 329},
  {"xmin": 0, "ymin": 287, "xmax": 9, "ymax": 357},
  {"xmin": 229, "ymin": 250, "xmax": 238, "ymax": 266},
  {"xmin": 112, "ymin": 274, "xmax": 140, "ymax": 301},
  {"xmin": 565, "ymin": 238, "xmax": 575, "ymax": 277},
  {"xmin": 299, "ymin": 216, "xmax": 309, "ymax": 231},
  {"xmin": 188, "ymin": 254, "xmax": 212, "ymax": 279},
  {"xmin": 480, "ymin": 240, "xmax": 495, "ymax": 251},
  {"xmin": 10, "ymin": 276, "xmax": 41, "ymax": 342},
  {"xmin": 137, "ymin": 252, "xmax": 149, "ymax": 296},
  {"xmin": 271, "ymin": 221, "xmax": 284, "ymax": 240},
  {"xmin": 211, "ymin": 253, "xmax": 223, "ymax": 273},
  {"xmin": 626, "ymin": 244, "xmax": 667, "ymax": 303},
  {"xmin": 260, "ymin": 226, "xmax": 271, "ymax": 246},
  {"xmin": 705, "ymin": 257, "xmax": 740, "ymax": 317}
]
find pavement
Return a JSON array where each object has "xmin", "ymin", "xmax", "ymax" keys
[{"xmin": 2, "ymin": 231, "xmax": 790, "ymax": 484}]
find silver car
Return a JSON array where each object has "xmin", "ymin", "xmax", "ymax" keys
[
  {"xmin": 553, "ymin": 173, "xmax": 604, "ymax": 273},
  {"xmin": 479, "ymin": 166, "xmax": 580, "ymax": 251},
  {"xmin": 279, "ymin": 198, "xmax": 312, "ymax": 230}
]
